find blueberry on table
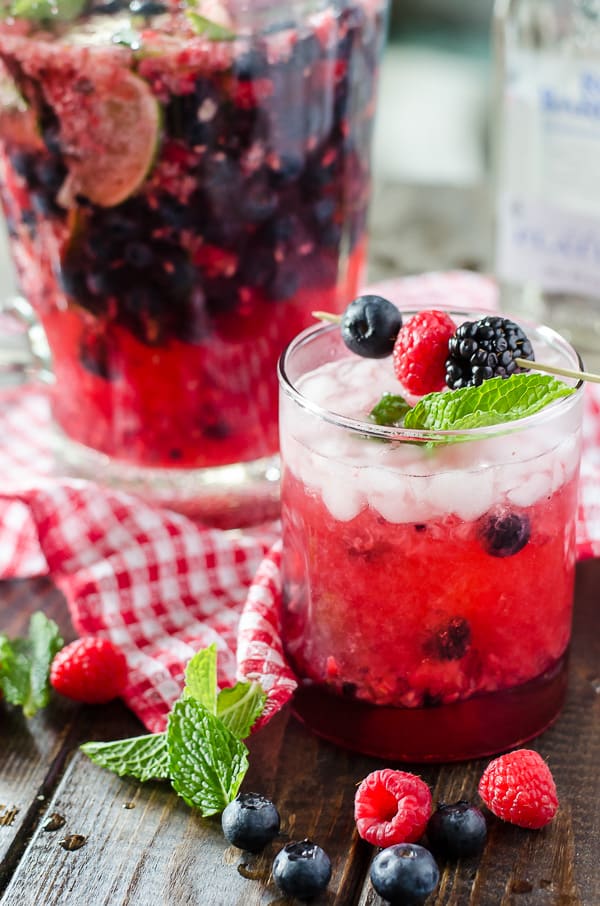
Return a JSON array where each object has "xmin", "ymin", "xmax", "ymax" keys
[
  {"xmin": 272, "ymin": 839, "xmax": 332, "ymax": 900},
  {"xmin": 221, "ymin": 793, "xmax": 280, "ymax": 853},
  {"xmin": 370, "ymin": 843, "xmax": 439, "ymax": 906},
  {"xmin": 426, "ymin": 801, "xmax": 487, "ymax": 859},
  {"xmin": 341, "ymin": 295, "xmax": 402, "ymax": 358}
]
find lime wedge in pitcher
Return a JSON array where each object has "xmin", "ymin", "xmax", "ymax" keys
[{"xmin": 53, "ymin": 69, "xmax": 160, "ymax": 208}]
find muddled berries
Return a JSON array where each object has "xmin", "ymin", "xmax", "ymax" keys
[
  {"xmin": 341, "ymin": 295, "xmax": 402, "ymax": 358},
  {"xmin": 478, "ymin": 749, "xmax": 559, "ymax": 829},
  {"xmin": 393, "ymin": 309, "xmax": 456, "ymax": 395},
  {"xmin": 445, "ymin": 316, "xmax": 535, "ymax": 390},
  {"xmin": 221, "ymin": 793, "xmax": 280, "ymax": 853},
  {"xmin": 478, "ymin": 508, "xmax": 531, "ymax": 558},
  {"xmin": 428, "ymin": 617, "xmax": 471, "ymax": 661},
  {"xmin": 272, "ymin": 839, "xmax": 332, "ymax": 900},
  {"xmin": 354, "ymin": 769, "xmax": 432, "ymax": 847},
  {"xmin": 426, "ymin": 801, "xmax": 487, "ymax": 858},
  {"xmin": 370, "ymin": 843, "xmax": 440, "ymax": 905}
]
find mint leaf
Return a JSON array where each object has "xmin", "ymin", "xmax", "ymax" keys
[
  {"xmin": 404, "ymin": 374, "xmax": 575, "ymax": 435},
  {"xmin": 168, "ymin": 698, "xmax": 248, "ymax": 817},
  {"xmin": 369, "ymin": 393, "xmax": 411, "ymax": 427},
  {"xmin": 9, "ymin": 0, "xmax": 86, "ymax": 21},
  {"xmin": 0, "ymin": 612, "xmax": 63, "ymax": 717},
  {"xmin": 185, "ymin": 11, "xmax": 236, "ymax": 39},
  {"xmin": 183, "ymin": 644, "xmax": 218, "ymax": 713},
  {"xmin": 217, "ymin": 681, "xmax": 266, "ymax": 740},
  {"xmin": 81, "ymin": 733, "xmax": 170, "ymax": 782}
]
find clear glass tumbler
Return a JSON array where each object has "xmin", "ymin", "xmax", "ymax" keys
[
  {"xmin": 278, "ymin": 310, "xmax": 584, "ymax": 761},
  {"xmin": 0, "ymin": 0, "xmax": 387, "ymax": 526}
]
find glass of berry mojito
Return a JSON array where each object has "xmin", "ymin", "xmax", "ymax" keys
[
  {"xmin": 0, "ymin": 0, "xmax": 387, "ymax": 526},
  {"xmin": 278, "ymin": 301, "xmax": 584, "ymax": 761}
]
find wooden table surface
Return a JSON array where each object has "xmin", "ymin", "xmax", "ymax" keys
[{"xmin": 0, "ymin": 559, "xmax": 598, "ymax": 906}]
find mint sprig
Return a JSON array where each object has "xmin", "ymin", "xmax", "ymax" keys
[
  {"xmin": 82, "ymin": 646, "xmax": 266, "ymax": 816},
  {"xmin": 169, "ymin": 698, "xmax": 248, "ymax": 815},
  {"xmin": 404, "ymin": 373, "xmax": 575, "ymax": 434},
  {"xmin": 0, "ymin": 612, "xmax": 63, "ymax": 717}
]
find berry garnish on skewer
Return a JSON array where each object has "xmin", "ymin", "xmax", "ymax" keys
[{"xmin": 313, "ymin": 296, "xmax": 600, "ymax": 386}]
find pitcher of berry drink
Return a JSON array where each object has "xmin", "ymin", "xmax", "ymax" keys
[{"xmin": 0, "ymin": 0, "xmax": 387, "ymax": 527}]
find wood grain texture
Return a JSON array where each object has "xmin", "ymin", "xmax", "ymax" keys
[{"xmin": 0, "ymin": 561, "xmax": 599, "ymax": 906}]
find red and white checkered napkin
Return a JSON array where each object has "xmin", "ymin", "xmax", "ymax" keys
[{"xmin": 0, "ymin": 270, "xmax": 599, "ymax": 733}]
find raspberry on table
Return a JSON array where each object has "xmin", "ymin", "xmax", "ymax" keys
[
  {"xmin": 50, "ymin": 637, "xmax": 128, "ymax": 704},
  {"xmin": 478, "ymin": 749, "xmax": 559, "ymax": 829},
  {"xmin": 393, "ymin": 309, "xmax": 456, "ymax": 396},
  {"xmin": 354, "ymin": 769, "xmax": 433, "ymax": 847}
]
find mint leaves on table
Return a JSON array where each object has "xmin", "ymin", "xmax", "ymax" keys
[
  {"xmin": 0, "ymin": 612, "xmax": 63, "ymax": 718},
  {"xmin": 81, "ymin": 644, "xmax": 267, "ymax": 817},
  {"xmin": 368, "ymin": 373, "xmax": 575, "ymax": 441},
  {"xmin": 80, "ymin": 733, "xmax": 170, "ymax": 782}
]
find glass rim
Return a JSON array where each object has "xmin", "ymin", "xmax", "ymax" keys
[{"xmin": 277, "ymin": 312, "xmax": 585, "ymax": 444}]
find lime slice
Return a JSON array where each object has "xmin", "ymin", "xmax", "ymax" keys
[{"xmin": 56, "ymin": 70, "xmax": 160, "ymax": 208}]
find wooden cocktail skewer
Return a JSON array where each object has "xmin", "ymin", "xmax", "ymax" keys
[{"xmin": 312, "ymin": 311, "xmax": 600, "ymax": 385}]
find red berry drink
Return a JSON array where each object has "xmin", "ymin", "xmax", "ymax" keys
[
  {"xmin": 278, "ymin": 310, "xmax": 584, "ymax": 761},
  {"xmin": 0, "ymin": 0, "xmax": 386, "ymax": 524}
]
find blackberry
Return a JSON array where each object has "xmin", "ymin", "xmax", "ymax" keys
[{"xmin": 445, "ymin": 316, "xmax": 535, "ymax": 390}]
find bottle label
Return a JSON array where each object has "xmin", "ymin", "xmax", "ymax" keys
[{"xmin": 496, "ymin": 52, "xmax": 600, "ymax": 297}]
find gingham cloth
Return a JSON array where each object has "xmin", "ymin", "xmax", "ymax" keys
[{"xmin": 1, "ymin": 270, "xmax": 599, "ymax": 732}]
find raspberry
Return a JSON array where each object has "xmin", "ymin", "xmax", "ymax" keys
[
  {"xmin": 50, "ymin": 637, "xmax": 128, "ymax": 704},
  {"xmin": 354, "ymin": 769, "xmax": 433, "ymax": 847},
  {"xmin": 392, "ymin": 310, "xmax": 456, "ymax": 395},
  {"xmin": 478, "ymin": 749, "xmax": 559, "ymax": 829}
]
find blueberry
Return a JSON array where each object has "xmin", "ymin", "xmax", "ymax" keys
[
  {"xmin": 78, "ymin": 330, "xmax": 115, "ymax": 381},
  {"xmin": 426, "ymin": 801, "xmax": 487, "ymax": 859},
  {"xmin": 221, "ymin": 793, "xmax": 280, "ymax": 853},
  {"xmin": 428, "ymin": 616, "xmax": 471, "ymax": 661},
  {"xmin": 124, "ymin": 241, "xmax": 152, "ymax": 269},
  {"xmin": 35, "ymin": 157, "xmax": 66, "ymax": 192},
  {"xmin": 272, "ymin": 839, "xmax": 332, "ymax": 901},
  {"xmin": 341, "ymin": 294, "xmax": 402, "ymax": 358},
  {"xmin": 478, "ymin": 508, "xmax": 531, "ymax": 557},
  {"xmin": 9, "ymin": 151, "xmax": 36, "ymax": 182},
  {"xmin": 370, "ymin": 843, "xmax": 439, "ymax": 906},
  {"xmin": 232, "ymin": 47, "xmax": 267, "ymax": 81}
]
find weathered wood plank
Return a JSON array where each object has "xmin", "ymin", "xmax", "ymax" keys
[{"xmin": 0, "ymin": 706, "xmax": 379, "ymax": 906}]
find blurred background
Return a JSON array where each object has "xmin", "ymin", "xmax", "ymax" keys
[
  {"xmin": 368, "ymin": 0, "xmax": 495, "ymax": 281},
  {"xmin": 0, "ymin": 0, "xmax": 497, "ymax": 291}
]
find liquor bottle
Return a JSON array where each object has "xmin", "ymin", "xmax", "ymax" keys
[{"xmin": 493, "ymin": 0, "xmax": 600, "ymax": 368}]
